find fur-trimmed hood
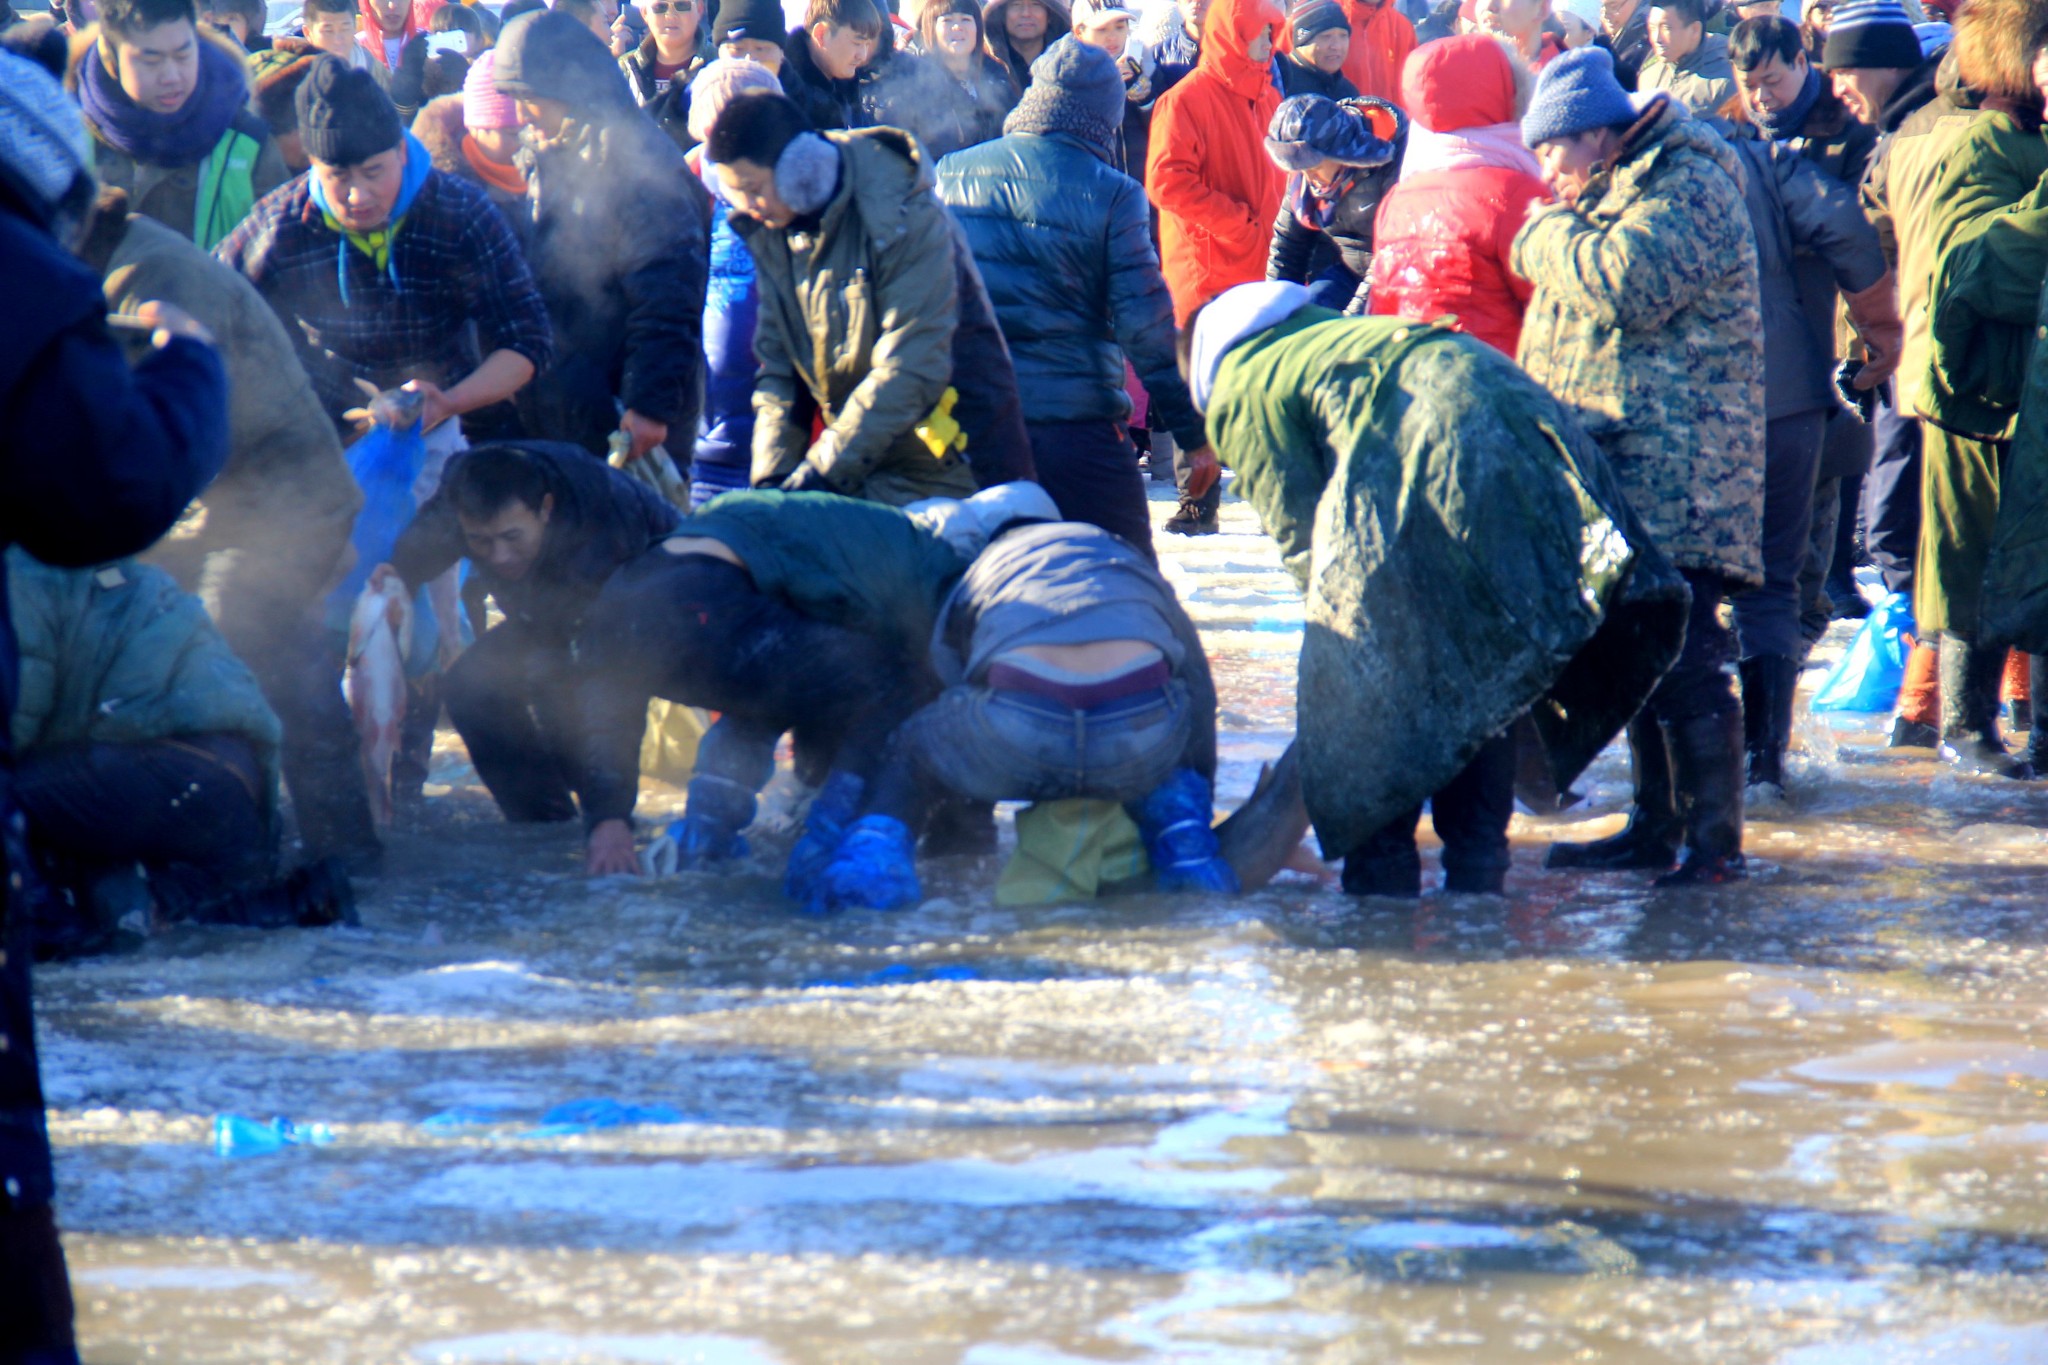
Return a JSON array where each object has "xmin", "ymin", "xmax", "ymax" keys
[
  {"xmin": 410, "ymin": 92, "xmax": 468, "ymax": 175},
  {"xmin": 1952, "ymin": 0, "xmax": 2048, "ymax": 104}
]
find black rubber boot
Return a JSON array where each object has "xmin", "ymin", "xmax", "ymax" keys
[
  {"xmin": 1739, "ymin": 654, "xmax": 1801, "ymax": 793},
  {"xmin": 921, "ymin": 799, "xmax": 997, "ymax": 857},
  {"xmin": 196, "ymin": 858, "xmax": 358, "ymax": 930},
  {"xmin": 1938, "ymin": 632, "xmax": 2027, "ymax": 777},
  {"xmin": 1341, "ymin": 845, "xmax": 1422, "ymax": 899},
  {"xmin": 1544, "ymin": 716, "xmax": 1680, "ymax": 870},
  {"xmin": 1655, "ymin": 711, "xmax": 1747, "ymax": 886}
]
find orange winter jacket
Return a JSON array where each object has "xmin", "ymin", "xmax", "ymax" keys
[
  {"xmin": 1338, "ymin": 0, "xmax": 1416, "ymax": 103},
  {"xmin": 1145, "ymin": 0, "xmax": 1286, "ymax": 326}
]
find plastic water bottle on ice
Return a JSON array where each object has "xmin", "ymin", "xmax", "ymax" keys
[{"xmin": 213, "ymin": 1114, "xmax": 335, "ymax": 1158}]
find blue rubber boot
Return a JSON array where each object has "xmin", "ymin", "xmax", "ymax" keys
[
  {"xmin": 652, "ymin": 773, "xmax": 754, "ymax": 872},
  {"xmin": 1128, "ymin": 769, "xmax": 1239, "ymax": 894},
  {"xmin": 783, "ymin": 771, "xmax": 866, "ymax": 905},
  {"xmin": 814, "ymin": 815, "xmax": 923, "ymax": 913}
]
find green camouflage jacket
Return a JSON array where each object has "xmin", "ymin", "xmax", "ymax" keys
[{"xmin": 1511, "ymin": 96, "xmax": 1766, "ymax": 588}]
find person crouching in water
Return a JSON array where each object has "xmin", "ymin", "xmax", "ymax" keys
[
  {"xmin": 1184, "ymin": 282, "xmax": 1689, "ymax": 897},
  {"xmin": 811, "ymin": 515, "xmax": 1237, "ymax": 911}
]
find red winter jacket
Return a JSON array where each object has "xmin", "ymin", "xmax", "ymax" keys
[
  {"xmin": 1146, "ymin": 0, "xmax": 1285, "ymax": 325},
  {"xmin": 1368, "ymin": 34, "xmax": 1549, "ymax": 356}
]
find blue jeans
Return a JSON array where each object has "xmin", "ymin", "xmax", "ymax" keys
[{"xmin": 872, "ymin": 681, "xmax": 1193, "ymax": 820}]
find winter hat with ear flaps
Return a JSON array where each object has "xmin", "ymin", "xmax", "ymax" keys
[
  {"xmin": 1519, "ymin": 43, "xmax": 1636, "ymax": 148},
  {"xmin": 1263, "ymin": 93, "xmax": 1400, "ymax": 171}
]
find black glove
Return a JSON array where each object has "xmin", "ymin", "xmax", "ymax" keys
[
  {"xmin": 390, "ymin": 35, "xmax": 431, "ymax": 110},
  {"xmin": 1833, "ymin": 358, "xmax": 1885, "ymax": 423}
]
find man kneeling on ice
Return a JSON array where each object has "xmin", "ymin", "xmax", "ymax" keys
[
  {"xmin": 381, "ymin": 442, "xmax": 681, "ymax": 822},
  {"xmin": 1186, "ymin": 283, "xmax": 1691, "ymax": 897},
  {"xmin": 810, "ymin": 516, "xmax": 1236, "ymax": 912},
  {"xmin": 575, "ymin": 487, "xmax": 1033, "ymax": 892}
]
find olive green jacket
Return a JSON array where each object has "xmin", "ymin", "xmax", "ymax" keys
[{"xmin": 734, "ymin": 128, "xmax": 979, "ymax": 507}]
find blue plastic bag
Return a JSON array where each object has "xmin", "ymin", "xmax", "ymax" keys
[
  {"xmin": 324, "ymin": 418, "xmax": 445, "ymax": 665},
  {"xmin": 1811, "ymin": 591, "xmax": 1915, "ymax": 713}
]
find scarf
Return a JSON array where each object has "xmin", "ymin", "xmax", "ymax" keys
[
  {"xmin": 1755, "ymin": 64, "xmax": 1823, "ymax": 141},
  {"xmin": 79, "ymin": 33, "xmax": 246, "ymax": 166},
  {"xmin": 1399, "ymin": 120, "xmax": 1542, "ymax": 179},
  {"xmin": 463, "ymin": 134, "xmax": 528, "ymax": 196},
  {"xmin": 1286, "ymin": 166, "xmax": 1361, "ymax": 231},
  {"xmin": 308, "ymin": 129, "xmax": 433, "ymax": 303}
]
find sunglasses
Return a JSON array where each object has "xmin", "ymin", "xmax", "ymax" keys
[{"xmin": 645, "ymin": 2, "xmax": 695, "ymax": 13}]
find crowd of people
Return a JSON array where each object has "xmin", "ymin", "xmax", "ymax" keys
[{"xmin": 6, "ymin": 0, "xmax": 2048, "ymax": 1347}]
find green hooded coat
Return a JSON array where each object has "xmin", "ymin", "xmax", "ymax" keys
[{"xmin": 1206, "ymin": 310, "xmax": 1688, "ymax": 857}]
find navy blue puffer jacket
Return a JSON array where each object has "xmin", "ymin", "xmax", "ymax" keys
[{"xmin": 936, "ymin": 130, "xmax": 1207, "ymax": 452}]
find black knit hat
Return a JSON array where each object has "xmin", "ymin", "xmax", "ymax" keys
[
  {"xmin": 1289, "ymin": 0, "xmax": 1348, "ymax": 45},
  {"xmin": 714, "ymin": 0, "xmax": 788, "ymax": 45},
  {"xmin": 296, "ymin": 55, "xmax": 403, "ymax": 165}
]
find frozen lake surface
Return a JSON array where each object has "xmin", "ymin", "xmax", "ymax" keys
[{"xmin": 43, "ymin": 487, "xmax": 2048, "ymax": 1362}]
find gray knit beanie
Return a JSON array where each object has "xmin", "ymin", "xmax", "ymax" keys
[
  {"xmin": 1003, "ymin": 36, "xmax": 1126, "ymax": 155},
  {"xmin": 0, "ymin": 49, "xmax": 93, "ymax": 219}
]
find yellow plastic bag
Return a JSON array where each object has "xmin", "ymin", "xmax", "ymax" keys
[
  {"xmin": 996, "ymin": 799, "xmax": 1150, "ymax": 906},
  {"xmin": 638, "ymin": 699, "xmax": 710, "ymax": 786},
  {"xmin": 914, "ymin": 386, "xmax": 968, "ymax": 460}
]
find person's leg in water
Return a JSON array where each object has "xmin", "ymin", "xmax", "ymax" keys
[
  {"xmin": 1431, "ymin": 729, "xmax": 1517, "ymax": 894},
  {"xmin": 1164, "ymin": 426, "xmax": 1222, "ymax": 536},
  {"xmin": 577, "ymin": 552, "xmax": 932, "ymax": 897},
  {"xmin": 1865, "ymin": 406, "xmax": 1937, "ymax": 746},
  {"xmin": 442, "ymin": 622, "xmax": 581, "ymax": 823},
  {"xmin": 1732, "ymin": 411, "xmax": 1824, "ymax": 797},
  {"xmin": 14, "ymin": 737, "xmax": 350, "ymax": 957},
  {"xmin": 1648, "ymin": 571, "xmax": 1747, "ymax": 885}
]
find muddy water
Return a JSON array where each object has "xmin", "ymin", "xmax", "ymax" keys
[{"xmin": 41, "ymin": 489, "xmax": 2048, "ymax": 1362}]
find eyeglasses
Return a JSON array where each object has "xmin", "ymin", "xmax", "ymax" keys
[{"xmin": 645, "ymin": 2, "xmax": 695, "ymax": 13}]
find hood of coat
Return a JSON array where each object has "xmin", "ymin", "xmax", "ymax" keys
[
  {"xmin": 829, "ymin": 124, "xmax": 936, "ymax": 240},
  {"xmin": 1198, "ymin": 0, "xmax": 1284, "ymax": 98},
  {"xmin": 1400, "ymin": 31, "xmax": 1525, "ymax": 131},
  {"xmin": 410, "ymin": 93, "xmax": 469, "ymax": 174},
  {"xmin": 494, "ymin": 9, "xmax": 638, "ymax": 115},
  {"xmin": 1952, "ymin": 0, "xmax": 2048, "ymax": 106},
  {"xmin": 985, "ymin": 0, "xmax": 1074, "ymax": 61},
  {"xmin": 1584, "ymin": 92, "xmax": 1742, "ymax": 212}
]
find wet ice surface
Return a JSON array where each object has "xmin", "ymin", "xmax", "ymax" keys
[{"xmin": 44, "ymin": 485, "xmax": 2048, "ymax": 1362}]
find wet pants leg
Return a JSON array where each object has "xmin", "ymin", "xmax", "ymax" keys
[
  {"xmin": 442, "ymin": 624, "xmax": 581, "ymax": 824},
  {"xmin": 1343, "ymin": 731, "xmax": 1516, "ymax": 898},
  {"xmin": 1026, "ymin": 420, "xmax": 1157, "ymax": 563},
  {"xmin": 1864, "ymin": 406, "xmax": 1921, "ymax": 597}
]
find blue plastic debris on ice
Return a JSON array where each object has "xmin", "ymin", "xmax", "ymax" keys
[{"xmin": 214, "ymin": 1114, "xmax": 335, "ymax": 1158}]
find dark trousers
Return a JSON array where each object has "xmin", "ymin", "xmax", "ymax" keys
[
  {"xmin": 242, "ymin": 615, "xmax": 377, "ymax": 861},
  {"xmin": 1652, "ymin": 571, "xmax": 1741, "ymax": 723},
  {"xmin": 1027, "ymin": 419, "xmax": 1157, "ymax": 562},
  {"xmin": 576, "ymin": 553, "xmax": 931, "ymax": 824},
  {"xmin": 1864, "ymin": 404, "xmax": 1922, "ymax": 597},
  {"xmin": 1348, "ymin": 730, "xmax": 1516, "ymax": 888},
  {"xmin": 442, "ymin": 623, "xmax": 584, "ymax": 823},
  {"xmin": 1173, "ymin": 428, "xmax": 1221, "ymax": 516},
  {"xmin": 17, "ymin": 736, "xmax": 270, "ymax": 955},
  {"xmin": 1732, "ymin": 410, "xmax": 1826, "ymax": 661}
]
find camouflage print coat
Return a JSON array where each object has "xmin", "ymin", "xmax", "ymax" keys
[{"xmin": 1511, "ymin": 95, "xmax": 1766, "ymax": 588}]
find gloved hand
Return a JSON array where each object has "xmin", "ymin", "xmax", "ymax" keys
[
  {"xmin": 813, "ymin": 815, "xmax": 922, "ymax": 913},
  {"xmin": 1843, "ymin": 271, "xmax": 1904, "ymax": 392},
  {"xmin": 1128, "ymin": 768, "xmax": 1241, "ymax": 895},
  {"xmin": 783, "ymin": 770, "xmax": 865, "ymax": 905},
  {"xmin": 391, "ymin": 34, "xmax": 431, "ymax": 109},
  {"xmin": 642, "ymin": 774, "xmax": 755, "ymax": 876}
]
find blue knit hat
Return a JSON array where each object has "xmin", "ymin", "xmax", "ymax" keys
[
  {"xmin": 1521, "ymin": 44, "xmax": 1638, "ymax": 148},
  {"xmin": 1263, "ymin": 95, "xmax": 1400, "ymax": 171},
  {"xmin": 1820, "ymin": 0, "xmax": 1922, "ymax": 71}
]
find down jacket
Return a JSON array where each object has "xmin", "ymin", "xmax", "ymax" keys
[
  {"xmin": 735, "ymin": 127, "xmax": 985, "ymax": 505},
  {"xmin": 1511, "ymin": 95, "xmax": 1765, "ymax": 587},
  {"xmin": 1368, "ymin": 34, "xmax": 1548, "ymax": 356},
  {"xmin": 495, "ymin": 10, "xmax": 712, "ymax": 456},
  {"xmin": 7, "ymin": 548, "xmax": 281, "ymax": 826},
  {"xmin": 1146, "ymin": 0, "xmax": 1286, "ymax": 325},
  {"xmin": 937, "ymin": 129, "xmax": 1209, "ymax": 454}
]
